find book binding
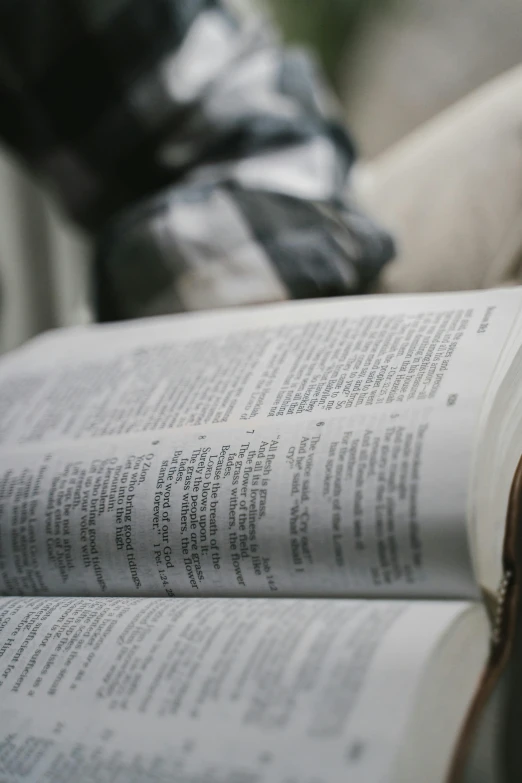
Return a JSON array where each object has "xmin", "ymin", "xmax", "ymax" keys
[{"xmin": 448, "ymin": 454, "xmax": 522, "ymax": 782}]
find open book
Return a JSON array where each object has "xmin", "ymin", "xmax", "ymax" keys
[{"xmin": 1, "ymin": 288, "xmax": 521, "ymax": 783}]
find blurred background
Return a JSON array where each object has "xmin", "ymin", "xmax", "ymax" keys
[
  {"xmin": 254, "ymin": 0, "xmax": 522, "ymax": 158},
  {"xmin": 1, "ymin": 0, "xmax": 522, "ymax": 354}
]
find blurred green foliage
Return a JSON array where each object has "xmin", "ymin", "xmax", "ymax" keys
[{"xmin": 267, "ymin": 0, "xmax": 397, "ymax": 86}]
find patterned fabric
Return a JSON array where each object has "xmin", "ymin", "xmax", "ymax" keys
[{"xmin": 0, "ymin": 0, "xmax": 394, "ymax": 319}]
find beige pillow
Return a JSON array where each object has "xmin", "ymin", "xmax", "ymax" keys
[{"xmin": 354, "ymin": 64, "xmax": 522, "ymax": 294}]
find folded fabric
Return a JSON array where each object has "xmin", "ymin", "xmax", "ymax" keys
[{"xmin": 0, "ymin": 0, "xmax": 394, "ymax": 319}]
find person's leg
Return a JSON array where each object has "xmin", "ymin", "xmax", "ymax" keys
[{"xmin": 354, "ymin": 64, "xmax": 522, "ymax": 293}]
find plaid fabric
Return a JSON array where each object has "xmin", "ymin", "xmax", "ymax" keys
[{"xmin": 0, "ymin": 0, "xmax": 394, "ymax": 319}]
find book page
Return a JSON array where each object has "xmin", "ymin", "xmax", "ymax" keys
[
  {"xmin": 1, "ymin": 289, "xmax": 519, "ymax": 444},
  {"xmin": 0, "ymin": 595, "xmax": 482, "ymax": 783},
  {"xmin": 0, "ymin": 411, "xmax": 480, "ymax": 598},
  {"xmin": 0, "ymin": 289, "xmax": 520, "ymax": 599}
]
